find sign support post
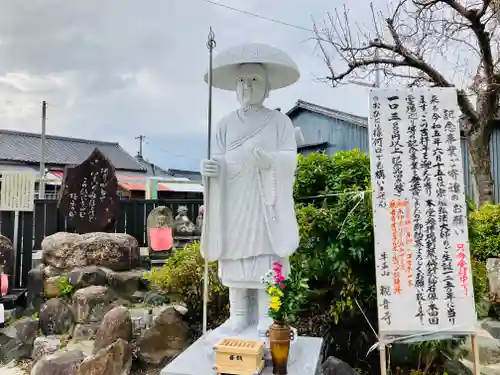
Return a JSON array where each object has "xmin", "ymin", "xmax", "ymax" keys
[
  {"xmin": 379, "ymin": 337, "xmax": 387, "ymax": 375},
  {"xmin": 471, "ymin": 334, "xmax": 480, "ymax": 375}
]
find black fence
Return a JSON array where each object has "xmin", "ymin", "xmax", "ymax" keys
[{"xmin": 0, "ymin": 199, "xmax": 203, "ymax": 288}]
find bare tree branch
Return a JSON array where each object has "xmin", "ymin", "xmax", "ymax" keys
[{"xmin": 313, "ymin": 0, "xmax": 500, "ymax": 203}]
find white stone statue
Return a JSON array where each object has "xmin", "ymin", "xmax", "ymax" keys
[{"xmin": 200, "ymin": 43, "xmax": 300, "ymax": 339}]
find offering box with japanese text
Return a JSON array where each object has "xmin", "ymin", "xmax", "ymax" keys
[
  {"xmin": 214, "ymin": 338, "xmax": 265, "ymax": 375},
  {"xmin": 368, "ymin": 88, "xmax": 477, "ymax": 338}
]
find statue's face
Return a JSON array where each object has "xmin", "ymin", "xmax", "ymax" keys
[{"xmin": 236, "ymin": 63, "xmax": 268, "ymax": 107}]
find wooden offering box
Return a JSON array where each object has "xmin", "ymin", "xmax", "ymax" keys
[{"xmin": 214, "ymin": 338, "xmax": 265, "ymax": 375}]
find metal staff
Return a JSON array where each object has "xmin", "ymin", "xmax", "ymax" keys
[{"xmin": 202, "ymin": 27, "xmax": 216, "ymax": 336}]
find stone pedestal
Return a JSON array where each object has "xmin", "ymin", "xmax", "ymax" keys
[{"xmin": 161, "ymin": 324, "xmax": 323, "ymax": 375}]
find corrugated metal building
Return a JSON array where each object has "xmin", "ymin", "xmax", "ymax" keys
[{"xmin": 287, "ymin": 99, "xmax": 500, "ymax": 203}]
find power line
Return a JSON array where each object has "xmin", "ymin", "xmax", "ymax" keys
[{"xmin": 198, "ymin": 0, "xmax": 315, "ymax": 33}]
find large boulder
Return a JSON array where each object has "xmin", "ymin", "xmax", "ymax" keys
[
  {"xmin": 107, "ymin": 270, "xmax": 144, "ymax": 297},
  {"xmin": 94, "ymin": 306, "xmax": 133, "ymax": 352},
  {"xmin": 72, "ymin": 285, "xmax": 117, "ymax": 324},
  {"xmin": 73, "ymin": 324, "xmax": 100, "ymax": 342},
  {"xmin": 488, "ymin": 258, "xmax": 500, "ymax": 301},
  {"xmin": 0, "ymin": 318, "xmax": 39, "ymax": 363},
  {"xmin": 39, "ymin": 298, "xmax": 74, "ymax": 335},
  {"xmin": 42, "ymin": 232, "xmax": 140, "ymax": 271},
  {"xmin": 68, "ymin": 266, "xmax": 107, "ymax": 289},
  {"xmin": 31, "ymin": 349, "xmax": 85, "ymax": 375},
  {"xmin": 65, "ymin": 340, "xmax": 94, "ymax": 357},
  {"xmin": 41, "ymin": 233, "xmax": 85, "ymax": 269},
  {"xmin": 77, "ymin": 339, "xmax": 132, "ymax": 375},
  {"xmin": 44, "ymin": 276, "xmax": 62, "ymax": 298},
  {"xmin": 32, "ymin": 336, "xmax": 61, "ymax": 363},
  {"xmin": 483, "ymin": 319, "xmax": 500, "ymax": 340},
  {"xmin": 463, "ymin": 329, "xmax": 500, "ymax": 365},
  {"xmin": 444, "ymin": 359, "xmax": 473, "ymax": 375},
  {"xmin": 143, "ymin": 291, "xmax": 167, "ymax": 307},
  {"xmin": 136, "ymin": 306, "xmax": 190, "ymax": 365},
  {"xmin": 43, "ymin": 265, "xmax": 64, "ymax": 278},
  {"xmin": 319, "ymin": 356, "xmax": 359, "ymax": 375},
  {"xmin": 27, "ymin": 265, "xmax": 44, "ymax": 312}
]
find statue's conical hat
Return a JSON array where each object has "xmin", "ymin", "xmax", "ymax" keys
[{"xmin": 204, "ymin": 43, "xmax": 300, "ymax": 91}]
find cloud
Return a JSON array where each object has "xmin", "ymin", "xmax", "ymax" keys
[{"xmin": 0, "ymin": 0, "xmax": 373, "ymax": 170}]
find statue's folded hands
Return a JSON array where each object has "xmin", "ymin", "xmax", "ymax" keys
[{"xmin": 253, "ymin": 147, "xmax": 273, "ymax": 170}]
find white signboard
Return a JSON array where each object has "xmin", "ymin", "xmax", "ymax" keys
[
  {"xmin": 368, "ymin": 88, "xmax": 477, "ymax": 337},
  {"xmin": 0, "ymin": 171, "xmax": 36, "ymax": 211}
]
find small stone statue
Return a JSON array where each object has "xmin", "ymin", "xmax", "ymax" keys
[
  {"xmin": 147, "ymin": 206, "xmax": 174, "ymax": 252},
  {"xmin": 173, "ymin": 206, "xmax": 196, "ymax": 236},
  {"xmin": 200, "ymin": 43, "xmax": 300, "ymax": 339},
  {"xmin": 194, "ymin": 205, "xmax": 204, "ymax": 236}
]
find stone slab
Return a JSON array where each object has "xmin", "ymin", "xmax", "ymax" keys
[
  {"xmin": 161, "ymin": 331, "xmax": 323, "ymax": 375},
  {"xmin": 32, "ymin": 248, "xmax": 150, "ymax": 269}
]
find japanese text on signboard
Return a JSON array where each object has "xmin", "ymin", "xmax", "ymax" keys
[{"xmin": 368, "ymin": 89, "xmax": 476, "ymax": 336}]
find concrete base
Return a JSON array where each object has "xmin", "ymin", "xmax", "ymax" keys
[{"xmin": 161, "ymin": 326, "xmax": 323, "ymax": 375}]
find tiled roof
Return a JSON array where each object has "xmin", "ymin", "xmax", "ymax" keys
[
  {"xmin": 0, "ymin": 129, "xmax": 145, "ymax": 171},
  {"xmin": 286, "ymin": 100, "xmax": 368, "ymax": 127},
  {"xmin": 134, "ymin": 156, "xmax": 171, "ymax": 176}
]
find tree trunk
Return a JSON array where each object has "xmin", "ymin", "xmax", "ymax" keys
[{"xmin": 467, "ymin": 129, "xmax": 494, "ymax": 206}]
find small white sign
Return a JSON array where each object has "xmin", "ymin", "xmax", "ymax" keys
[{"xmin": 0, "ymin": 171, "xmax": 36, "ymax": 212}]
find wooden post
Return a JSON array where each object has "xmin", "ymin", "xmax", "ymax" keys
[
  {"xmin": 471, "ymin": 334, "xmax": 480, "ymax": 375},
  {"xmin": 379, "ymin": 336, "xmax": 387, "ymax": 375}
]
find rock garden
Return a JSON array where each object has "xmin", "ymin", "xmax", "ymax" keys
[
  {"xmin": 4, "ymin": 151, "xmax": 500, "ymax": 375},
  {"xmin": 0, "ymin": 232, "xmax": 191, "ymax": 375}
]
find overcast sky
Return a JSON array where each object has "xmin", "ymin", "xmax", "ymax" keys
[{"xmin": 0, "ymin": 0, "xmax": 389, "ymax": 171}]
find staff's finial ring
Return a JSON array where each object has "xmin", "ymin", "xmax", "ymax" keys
[{"xmin": 207, "ymin": 27, "xmax": 216, "ymax": 50}]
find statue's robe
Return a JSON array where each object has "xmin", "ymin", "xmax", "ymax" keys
[{"xmin": 201, "ymin": 107, "xmax": 299, "ymax": 289}]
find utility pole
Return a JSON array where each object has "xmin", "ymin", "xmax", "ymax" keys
[
  {"xmin": 39, "ymin": 101, "xmax": 47, "ymax": 199},
  {"xmin": 135, "ymin": 135, "xmax": 145, "ymax": 158}
]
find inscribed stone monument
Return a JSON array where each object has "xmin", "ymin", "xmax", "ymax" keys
[
  {"xmin": 58, "ymin": 149, "xmax": 119, "ymax": 233},
  {"xmin": 200, "ymin": 43, "xmax": 301, "ymax": 340},
  {"xmin": 147, "ymin": 206, "xmax": 174, "ymax": 252}
]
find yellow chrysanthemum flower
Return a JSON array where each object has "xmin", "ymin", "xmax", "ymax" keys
[
  {"xmin": 270, "ymin": 295, "xmax": 281, "ymax": 311},
  {"xmin": 270, "ymin": 301, "xmax": 280, "ymax": 311},
  {"xmin": 267, "ymin": 285, "xmax": 284, "ymax": 297}
]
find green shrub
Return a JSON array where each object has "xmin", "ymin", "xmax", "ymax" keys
[
  {"xmin": 469, "ymin": 203, "xmax": 500, "ymax": 261},
  {"xmin": 292, "ymin": 150, "xmax": 378, "ymax": 372},
  {"xmin": 471, "ymin": 258, "xmax": 488, "ymax": 304},
  {"xmin": 146, "ymin": 242, "xmax": 228, "ymax": 327},
  {"xmin": 292, "ymin": 150, "xmax": 487, "ymax": 374},
  {"xmin": 293, "ymin": 149, "xmax": 375, "ymax": 323},
  {"xmin": 58, "ymin": 274, "xmax": 74, "ymax": 299}
]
